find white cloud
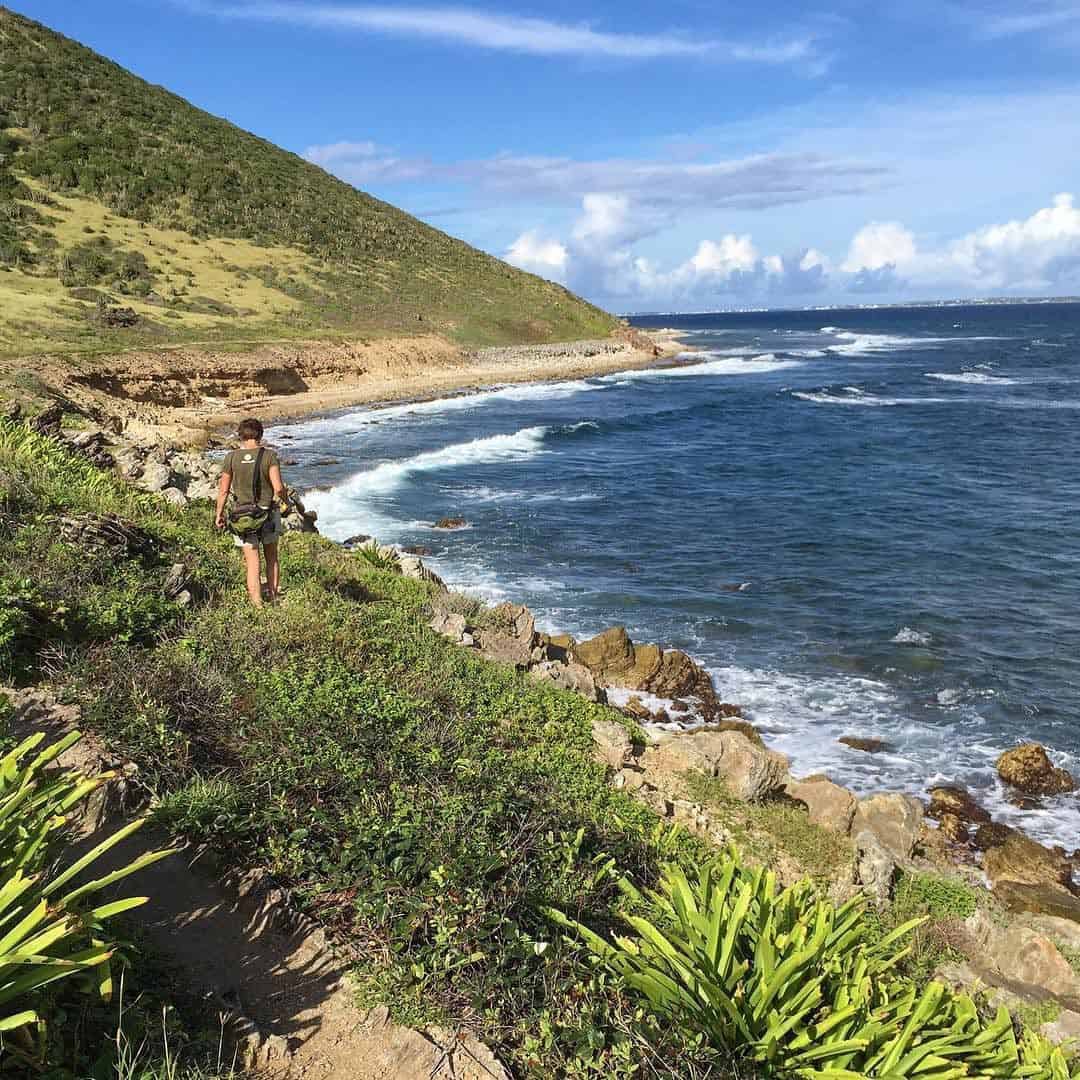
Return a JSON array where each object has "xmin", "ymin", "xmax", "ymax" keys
[
  {"xmin": 842, "ymin": 222, "xmax": 918, "ymax": 272},
  {"xmin": 206, "ymin": 3, "xmax": 818, "ymax": 65},
  {"xmin": 512, "ymin": 193, "xmax": 1080, "ymax": 307},
  {"xmin": 301, "ymin": 141, "xmax": 888, "ymax": 213},
  {"xmin": 960, "ymin": 1, "xmax": 1080, "ymax": 39},
  {"xmin": 505, "ymin": 230, "xmax": 568, "ymax": 278}
]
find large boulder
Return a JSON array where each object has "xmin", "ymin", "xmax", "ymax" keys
[
  {"xmin": 137, "ymin": 459, "xmax": 174, "ymax": 492},
  {"xmin": 784, "ymin": 776, "xmax": 857, "ymax": 834},
  {"xmin": 987, "ymin": 925, "xmax": 1080, "ymax": 1002},
  {"xmin": 852, "ymin": 793, "xmax": 924, "ymax": 864},
  {"xmin": 529, "ymin": 660, "xmax": 602, "ymax": 702},
  {"xmin": 643, "ymin": 730, "xmax": 788, "ymax": 803},
  {"xmin": 397, "ymin": 553, "xmax": 445, "ymax": 588},
  {"xmin": 996, "ymin": 744, "xmax": 1075, "ymax": 796},
  {"xmin": 1041, "ymin": 1009, "xmax": 1080, "ymax": 1047},
  {"xmin": 573, "ymin": 626, "xmax": 718, "ymax": 710},
  {"xmin": 476, "ymin": 603, "xmax": 536, "ymax": 668},
  {"xmin": 928, "ymin": 785, "xmax": 991, "ymax": 825},
  {"xmin": 981, "ymin": 827, "xmax": 1074, "ymax": 891},
  {"xmin": 854, "ymin": 828, "xmax": 896, "ymax": 903},
  {"xmin": 994, "ymin": 882, "xmax": 1080, "ymax": 923},
  {"xmin": 591, "ymin": 719, "xmax": 635, "ymax": 771}
]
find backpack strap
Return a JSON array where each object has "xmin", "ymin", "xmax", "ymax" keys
[{"xmin": 252, "ymin": 446, "xmax": 266, "ymax": 507}]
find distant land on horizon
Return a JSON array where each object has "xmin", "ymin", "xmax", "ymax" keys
[{"xmin": 624, "ymin": 296, "xmax": 1080, "ymax": 319}]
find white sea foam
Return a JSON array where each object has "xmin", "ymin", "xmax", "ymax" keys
[
  {"xmin": 267, "ymin": 379, "xmax": 602, "ymax": 447},
  {"xmin": 609, "ymin": 353, "xmax": 803, "ymax": 381},
  {"xmin": 792, "ymin": 390, "xmax": 952, "ymax": 407},
  {"xmin": 892, "ymin": 627, "xmax": 932, "ymax": 646},
  {"xmin": 306, "ymin": 425, "xmax": 552, "ymax": 539},
  {"xmin": 818, "ymin": 327, "xmax": 1007, "ymax": 357},
  {"xmin": 698, "ymin": 664, "xmax": 1080, "ymax": 853},
  {"xmin": 925, "ymin": 371, "xmax": 1017, "ymax": 385}
]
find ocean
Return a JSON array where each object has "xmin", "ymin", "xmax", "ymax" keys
[{"xmin": 271, "ymin": 302, "xmax": 1080, "ymax": 852}]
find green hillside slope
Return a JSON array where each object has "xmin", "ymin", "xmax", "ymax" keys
[{"xmin": 0, "ymin": 6, "xmax": 616, "ymax": 356}]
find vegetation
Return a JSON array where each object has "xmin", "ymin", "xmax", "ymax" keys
[
  {"xmin": 0, "ymin": 728, "xmax": 172, "ymax": 1070},
  {"xmin": 3, "ymin": 419, "xmax": 1077, "ymax": 1076},
  {"xmin": 0, "ymin": 7, "xmax": 618, "ymax": 358},
  {"xmin": 550, "ymin": 854, "xmax": 1080, "ymax": 1079},
  {"xmin": 685, "ymin": 772, "xmax": 853, "ymax": 884}
]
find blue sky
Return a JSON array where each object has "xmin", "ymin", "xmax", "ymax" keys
[{"xmin": 12, "ymin": 0, "xmax": 1080, "ymax": 310}]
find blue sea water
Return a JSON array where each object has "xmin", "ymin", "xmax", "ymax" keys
[{"xmin": 273, "ymin": 303, "xmax": 1080, "ymax": 852}]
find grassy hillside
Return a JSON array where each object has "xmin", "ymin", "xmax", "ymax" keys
[{"xmin": 0, "ymin": 6, "xmax": 617, "ymax": 357}]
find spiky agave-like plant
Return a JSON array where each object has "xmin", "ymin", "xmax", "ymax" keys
[{"xmin": 0, "ymin": 728, "xmax": 173, "ymax": 1064}]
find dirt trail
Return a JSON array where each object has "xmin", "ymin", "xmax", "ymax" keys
[{"xmin": 5, "ymin": 689, "xmax": 510, "ymax": 1079}]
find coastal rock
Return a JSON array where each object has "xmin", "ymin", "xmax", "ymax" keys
[
  {"xmin": 397, "ymin": 554, "xmax": 445, "ymax": 588},
  {"xmin": 160, "ymin": 486, "xmax": 188, "ymax": 507},
  {"xmin": 852, "ymin": 793, "xmax": 924, "ymax": 865},
  {"xmin": 935, "ymin": 813, "xmax": 972, "ymax": 845},
  {"xmin": 784, "ymin": 776, "xmax": 857, "ymax": 834},
  {"xmin": 839, "ymin": 736, "xmax": 893, "ymax": 754},
  {"xmin": 996, "ymin": 743, "xmax": 1075, "ymax": 796},
  {"xmin": 476, "ymin": 603, "xmax": 536, "ymax": 668},
  {"xmin": 981, "ymin": 827, "xmax": 1074, "ymax": 891},
  {"xmin": 573, "ymin": 626, "xmax": 718, "ymax": 709},
  {"xmin": 529, "ymin": 660, "xmax": 601, "ymax": 702},
  {"xmin": 343, "ymin": 534, "xmax": 373, "ymax": 549},
  {"xmin": 430, "ymin": 612, "xmax": 468, "ymax": 643},
  {"xmin": 854, "ymin": 828, "xmax": 896, "ymax": 903},
  {"xmin": 402, "ymin": 545, "xmax": 432, "ymax": 556},
  {"xmin": 1027, "ymin": 915, "xmax": 1080, "ymax": 953},
  {"xmin": 620, "ymin": 696, "xmax": 653, "ymax": 721},
  {"xmin": 434, "ymin": 517, "xmax": 468, "ymax": 530},
  {"xmin": 29, "ymin": 402, "xmax": 64, "ymax": 437},
  {"xmin": 138, "ymin": 460, "xmax": 174, "ymax": 492},
  {"xmin": 643, "ymin": 730, "xmax": 788, "ymax": 803},
  {"xmin": 1042, "ymin": 1010, "xmax": 1080, "ymax": 1047},
  {"xmin": 591, "ymin": 719, "xmax": 635, "ymax": 771},
  {"xmin": 713, "ymin": 719, "xmax": 764, "ymax": 748},
  {"xmin": 987, "ymin": 925, "xmax": 1080, "ymax": 1001},
  {"xmin": 994, "ymin": 881, "xmax": 1080, "ymax": 922},
  {"xmin": 928, "ymin": 784, "xmax": 992, "ymax": 825}
]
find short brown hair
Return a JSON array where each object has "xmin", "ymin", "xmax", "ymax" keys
[{"xmin": 238, "ymin": 418, "xmax": 263, "ymax": 441}]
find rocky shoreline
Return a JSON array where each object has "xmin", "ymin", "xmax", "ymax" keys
[{"xmin": 14, "ymin": 368, "xmax": 1080, "ymax": 1049}]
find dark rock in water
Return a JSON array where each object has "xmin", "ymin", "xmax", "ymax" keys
[
  {"xmin": 839, "ymin": 735, "xmax": 893, "ymax": 754},
  {"xmin": 997, "ymin": 743, "xmax": 1075, "ymax": 796},
  {"xmin": 343, "ymin": 534, "xmax": 372, "ymax": 549},
  {"xmin": 621, "ymin": 696, "xmax": 652, "ymax": 721},
  {"xmin": 402, "ymin": 545, "xmax": 432, "ymax": 556},
  {"xmin": 434, "ymin": 517, "xmax": 468, "ymax": 530},
  {"xmin": 282, "ymin": 459, "xmax": 299, "ymax": 466},
  {"xmin": 928, "ymin": 784, "xmax": 992, "ymax": 825},
  {"xmin": 311, "ymin": 458, "xmax": 340, "ymax": 467}
]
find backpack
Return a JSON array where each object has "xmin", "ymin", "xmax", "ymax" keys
[{"xmin": 227, "ymin": 447, "xmax": 271, "ymax": 536}]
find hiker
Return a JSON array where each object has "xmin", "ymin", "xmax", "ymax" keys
[{"xmin": 215, "ymin": 418, "xmax": 288, "ymax": 606}]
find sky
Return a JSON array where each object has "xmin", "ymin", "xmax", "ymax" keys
[{"xmin": 11, "ymin": 0, "xmax": 1080, "ymax": 311}]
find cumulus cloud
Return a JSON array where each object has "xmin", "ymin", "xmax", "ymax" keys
[
  {"xmin": 198, "ymin": 2, "xmax": 818, "ymax": 66},
  {"xmin": 842, "ymin": 222, "xmax": 918, "ymax": 272},
  {"xmin": 505, "ymin": 230, "xmax": 568, "ymax": 278},
  {"xmin": 506, "ymin": 193, "xmax": 1080, "ymax": 308}
]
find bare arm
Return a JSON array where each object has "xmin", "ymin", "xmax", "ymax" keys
[
  {"xmin": 269, "ymin": 463, "xmax": 286, "ymax": 504},
  {"xmin": 215, "ymin": 472, "xmax": 231, "ymax": 528}
]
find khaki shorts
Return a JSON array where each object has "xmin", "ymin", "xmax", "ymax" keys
[{"xmin": 233, "ymin": 507, "xmax": 283, "ymax": 549}]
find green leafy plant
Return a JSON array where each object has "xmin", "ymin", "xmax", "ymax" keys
[
  {"xmin": 354, "ymin": 541, "xmax": 400, "ymax": 573},
  {"xmin": 0, "ymin": 730, "xmax": 173, "ymax": 1066},
  {"xmin": 548, "ymin": 849, "xmax": 1080, "ymax": 1078}
]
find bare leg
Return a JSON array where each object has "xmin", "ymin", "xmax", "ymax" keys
[
  {"xmin": 242, "ymin": 544, "xmax": 263, "ymax": 606},
  {"xmin": 264, "ymin": 542, "xmax": 280, "ymax": 601}
]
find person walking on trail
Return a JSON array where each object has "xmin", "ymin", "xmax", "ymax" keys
[{"xmin": 215, "ymin": 418, "xmax": 288, "ymax": 607}]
